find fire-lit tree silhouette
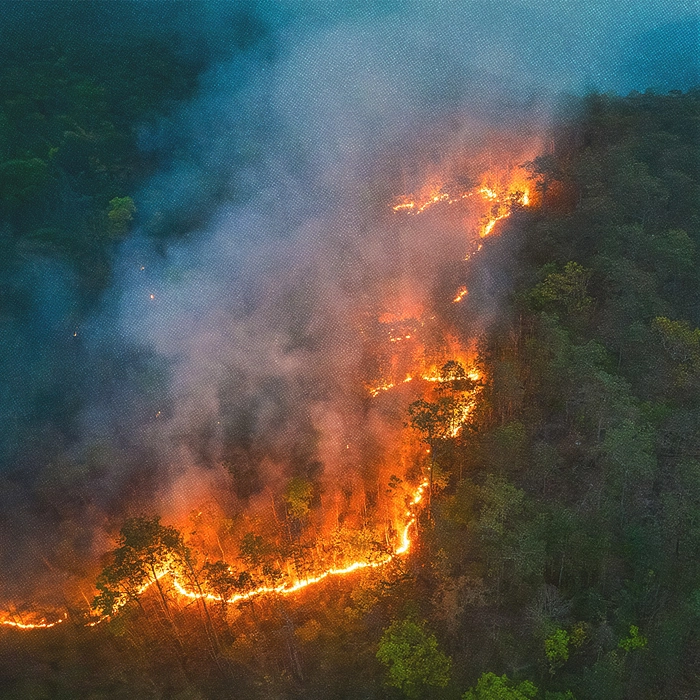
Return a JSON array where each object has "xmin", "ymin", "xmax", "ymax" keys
[
  {"xmin": 94, "ymin": 516, "xmax": 186, "ymax": 619},
  {"xmin": 407, "ymin": 361, "xmax": 475, "ymax": 516}
]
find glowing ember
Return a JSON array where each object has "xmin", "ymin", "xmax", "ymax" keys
[
  {"xmin": 389, "ymin": 334, "xmax": 413, "ymax": 342},
  {"xmin": 367, "ymin": 374, "xmax": 414, "ymax": 396},
  {"xmin": 452, "ymin": 286, "xmax": 468, "ymax": 303},
  {"xmin": 478, "ymin": 186, "xmax": 498, "ymax": 199},
  {"xmin": 368, "ymin": 381, "xmax": 395, "ymax": 397},
  {"xmin": 481, "ymin": 210, "xmax": 510, "ymax": 237},
  {"xmin": 391, "ymin": 188, "xmax": 472, "ymax": 215}
]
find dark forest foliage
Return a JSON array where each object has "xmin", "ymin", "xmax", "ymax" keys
[
  {"xmin": 0, "ymin": 7, "xmax": 207, "ymax": 303},
  {"xmin": 0, "ymin": 20, "xmax": 698, "ymax": 700}
]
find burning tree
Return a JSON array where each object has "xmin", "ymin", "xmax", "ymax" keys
[
  {"xmin": 202, "ymin": 560, "xmax": 252, "ymax": 620},
  {"xmin": 407, "ymin": 361, "xmax": 477, "ymax": 514},
  {"xmin": 94, "ymin": 516, "xmax": 187, "ymax": 619}
]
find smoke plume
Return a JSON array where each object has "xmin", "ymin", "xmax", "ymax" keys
[{"xmin": 0, "ymin": 0, "xmax": 696, "ymax": 605}]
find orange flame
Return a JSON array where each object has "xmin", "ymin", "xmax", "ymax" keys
[
  {"xmin": 392, "ymin": 173, "xmax": 531, "ymax": 242},
  {"xmin": 452, "ymin": 286, "xmax": 468, "ymax": 303},
  {"xmin": 4, "ymin": 167, "xmax": 515, "ymax": 632},
  {"xmin": 0, "ymin": 613, "xmax": 66, "ymax": 630},
  {"xmin": 368, "ymin": 380, "xmax": 395, "ymax": 397},
  {"xmin": 127, "ymin": 479, "xmax": 430, "ymax": 609},
  {"xmin": 0, "ymin": 478, "xmax": 430, "ymax": 630}
]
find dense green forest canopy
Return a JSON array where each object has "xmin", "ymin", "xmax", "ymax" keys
[{"xmin": 0, "ymin": 1, "xmax": 264, "ymax": 302}]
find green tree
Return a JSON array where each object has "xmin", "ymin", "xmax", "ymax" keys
[
  {"xmin": 107, "ymin": 195, "xmax": 136, "ymax": 238},
  {"xmin": 653, "ymin": 316, "xmax": 700, "ymax": 391},
  {"xmin": 408, "ymin": 398, "xmax": 442, "ymax": 516},
  {"xmin": 601, "ymin": 420, "xmax": 655, "ymax": 518},
  {"xmin": 529, "ymin": 261, "xmax": 593, "ymax": 318},
  {"xmin": 648, "ymin": 228, "xmax": 695, "ymax": 284},
  {"xmin": 238, "ymin": 531, "xmax": 282, "ymax": 586},
  {"xmin": 477, "ymin": 474, "xmax": 525, "ymax": 538},
  {"xmin": 283, "ymin": 476, "xmax": 315, "ymax": 521},
  {"xmin": 202, "ymin": 560, "xmax": 252, "ymax": 617},
  {"xmin": 376, "ymin": 616, "xmax": 452, "ymax": 698},
  {"xmin": 486, "ymin": 360, "xmax": 524, "ymax": 425},
  {"xmin": 483, "ymin": 421, "xmax": 527, "ymax": 474},
  {"xmin": 544, "ymin": 627, "xmax": 570, "ymax": 673},
  {"xmin": 0, "ymin": 157, "xmax": 49, "ymax": 207},
  {"xmin": 618, "ymin": 625, "xmax": 647, "ymax": 652},
  {"xmin": 462, "ymin": 672, "xmax": 538, "ymax": 700},
  {"xmin": 408, "ymin": 393, "xmax": 470, "ymax": 513},
  {"xmin": 239, "ymin": 531, "xmax": 274, "ymax": 569}
]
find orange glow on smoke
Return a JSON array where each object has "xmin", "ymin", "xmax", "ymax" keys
[
  {"xmin": 2, "ymin": 160, "xmax": 526, "ymax": 633},
  {"xmin": 116, "ymin": 478, "xmax": 430, "ymax": 615},
  {"xmin": 0, "ymin": 478, "xmax": 431, "ymax": 630}
]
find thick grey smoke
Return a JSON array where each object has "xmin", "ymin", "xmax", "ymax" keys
[
  {"xmin": 1, "ymin": 0, "xmax": 697, "ymax": 603},
  {"xmin": 90, "ymin": 5, "xmax": 549, "ymax": 518}
]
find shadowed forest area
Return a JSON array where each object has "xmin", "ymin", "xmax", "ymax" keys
[{"xmin": 0, "ymin": 4, "xmax": 699, "ymax": 700}]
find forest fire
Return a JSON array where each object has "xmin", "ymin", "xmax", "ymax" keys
[
  {"xmin": 392, "ymin": 172, "xmax": 530, "ymax": 241},
  {"xmin": 170, "ymin": 479, "xmax": 427, "ymax": 605},
  {"xmin": 0, "ymin": 476, "xmax": 431, "ymax": 630},
  {"xmin": 1, "ymin": 165, "xmax": 506, "ymax": 635},
  {"xmin": 1, "ymin": 3, "xmax": 690, "ymax": 696}
]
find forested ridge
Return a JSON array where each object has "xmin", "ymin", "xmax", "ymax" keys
[
  {"xmin": 0, "ymin": 14, "xmax": 207, "ymax": 294},
  {"xmin": 0, "ymin": 17, "xmax": 699, "ymax": 700},
  {"xmin": 0, "ymin": 9, "xmax": 209, "ymax": 491}
]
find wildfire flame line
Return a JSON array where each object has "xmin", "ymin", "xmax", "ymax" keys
[
  {"xmin": 392, "ymin": 175, "xmax": 530, "ymax": 305},
  {"xmin": 140, "ymin": 480, "xmax": 428, "ymax": 608},
  {"xmin": 1, "ymin": 171, "xmax": 518, "ymax": 631},
  {"xmin": 391, "ymin": 179, "xmax": 529, "ymax": 240},
  {"xmin": 0, "ymin": 614, "xmax": 66, "ymax": 630},
  {"xmin": 1, "ymin": 481, "xmax": 430, "ymax": 630}
]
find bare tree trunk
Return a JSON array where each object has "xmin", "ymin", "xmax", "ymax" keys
[{"xmin": 185, "ymin": 555, "xmax": 224, "ymax": 666}]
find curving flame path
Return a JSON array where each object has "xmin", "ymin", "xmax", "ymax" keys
[
  {"xmin": 1, "ymin": 168, "xmax": 529, "ymax": 632},
  {"xmin": 1, "ymin": 480, "xmax": 429, "ymax": 631},
  {"xmin": 172, "ymin": 480, "xmax": 428, "ymax": 605}
]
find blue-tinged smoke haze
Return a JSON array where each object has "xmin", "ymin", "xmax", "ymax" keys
[{"xmin": 0, "ymin": 0, "xmax": 697, "ymax": 603}]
